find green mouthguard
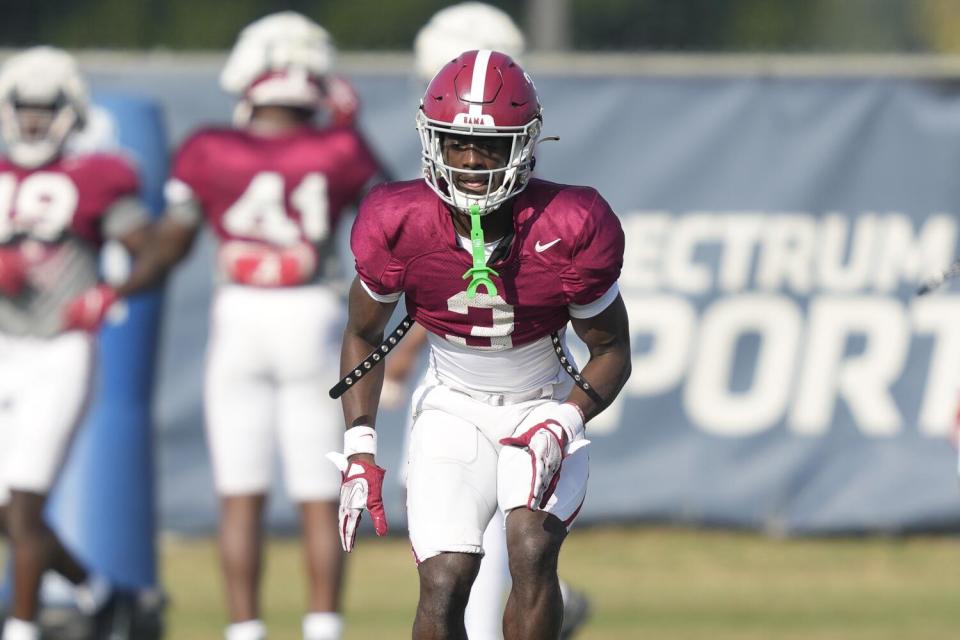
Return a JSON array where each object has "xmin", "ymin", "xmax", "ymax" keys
[{"xmin": 462, "ymin": 204, "xmax": 499, "ymax": 298}]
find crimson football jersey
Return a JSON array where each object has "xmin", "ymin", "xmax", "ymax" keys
[
  {"xmin": 352, "ymin": 178, "xmax": 624, "ymax": 349},
  {"xmin": 0, "ymin": 152, "xmax": 142, "ymax": 337},
  {"xmin": 170, "ymin": 125, "xmax": 381, "ymax": 247},
  {"xmin": 0, "ymin": 153, "xmax": 138, "ymax": 246}
]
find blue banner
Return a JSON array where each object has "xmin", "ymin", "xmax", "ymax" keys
[{"xmin": 84, "ymin": 66, "xmax": 960, "ymax": 534}]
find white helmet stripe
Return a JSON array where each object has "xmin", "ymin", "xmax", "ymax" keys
[{"xmin": 468, "ymin": 50, "xmax": 492, "ymax": 117}]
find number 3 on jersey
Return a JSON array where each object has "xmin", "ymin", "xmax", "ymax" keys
[
  {"xmin": 446, "ymin": 290, "xmax": 515, "ymax": 350},
  {"xmin": 222, "ymin": 171, "xmax": 329, "ymax": 246}
]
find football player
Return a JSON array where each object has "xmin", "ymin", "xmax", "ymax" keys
[
  {"xmin": 119, "ymin": 12, "xmax": 383, "ymax": 640},
  {"xmin": 0, "ymin": 47, "xmax": 153, "ymax": 640},
  {"xmin": 333, "ymin": 50, "xmax": 631, "ymax": 639},
  {"xmin": 382, "ymin": 4, "xmax": 591, "ymax": 638}
]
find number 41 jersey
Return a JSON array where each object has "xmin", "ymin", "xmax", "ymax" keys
[
  {"xmin": 167, "ymin": 125, "xmax": 381, "ymax": 249},
  {"xmin": 352, "ymin": 178, "xmax": 625, "ymax": 392}
]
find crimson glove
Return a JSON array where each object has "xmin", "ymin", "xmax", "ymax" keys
[
  {"xmin": 62, "ymin": 284, "xmax": 118, "ymax": 333},
  {"xmin": 326, "ymin": 452, "xmax": 388, "ymax": 552},
  {"xmin": 499, "ymin": 403, "xmax": 589, "ymax": 510}
]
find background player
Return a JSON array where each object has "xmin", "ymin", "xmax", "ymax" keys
[
  {"xmin": 381, "ymin": 3, "xmax": 590, "ymax": 638},
  {"xmin": 0, "ymin": 47, "xmax": 152, "ymax": 640},
  {"xmin": 332, "ymin": 50, "xmax": 631, "ymax": 639},
  {"xmin": 120, "ymin": 12, "xmax": 384, "ymax": 640}
]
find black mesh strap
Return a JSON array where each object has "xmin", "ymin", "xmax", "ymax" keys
[
  {"xmin": 329, "ymin": 316, "xmax": 415, "ymax": 399},
  {"xmin": 551, "ymin": 332, "xmax": 605, "ymax": 405}
]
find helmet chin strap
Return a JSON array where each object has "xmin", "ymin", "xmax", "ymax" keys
[{"xmin": 461, "ymin": 204, "xmax": 499, "ymax": 298}]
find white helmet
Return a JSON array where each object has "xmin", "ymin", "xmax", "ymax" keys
[
  {"xmin": 0, "ymin": 47, "xmax": 88, "ymax": 168},
  {"xmin": 414, "ymin": 2, "xmax": 525, "ymax": 83},
  {"xmin": 220, "ymin": 11, "xmax": 335, "ymax": 118}
]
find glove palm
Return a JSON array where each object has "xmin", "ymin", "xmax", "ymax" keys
[{"xmin": 326, "ymin": 453, "xmax": 388, "ymax": 552}]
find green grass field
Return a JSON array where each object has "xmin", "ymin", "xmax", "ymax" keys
[{"xmin": 162, "ymin": 526, "xmax": 960, "ymax": 639}]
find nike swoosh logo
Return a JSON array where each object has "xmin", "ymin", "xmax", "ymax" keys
[{"xmin": 535, "ymin": 238, "xmax": 561, "ymax": 253}]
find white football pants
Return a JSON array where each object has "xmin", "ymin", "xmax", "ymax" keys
[
  {"xmin": 0, "ymin": 331, "xmax": 93, "ymax": 505},
  {"xmin": 406, "ymin": 374, "xmax": 588, "ymax": 563},
  {"xmin": 204, "ymin": 284, "xmax": 344, "ymax": 501}
]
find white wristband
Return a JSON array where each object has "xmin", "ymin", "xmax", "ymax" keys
[
  {"xmin": 557, "ymin": 402, "xmax": 586, "ymax": 442},
  {"xmin": 344, "ymin": 425, "xmax": 377, "ymax": 457}
]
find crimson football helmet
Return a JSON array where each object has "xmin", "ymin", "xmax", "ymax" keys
[{"xmin": 416, "ymin": 49, "xmax": 542, "ymax": 215}]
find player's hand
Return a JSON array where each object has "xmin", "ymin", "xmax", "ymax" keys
[
  {"xmin": 0, "ymin": 247, "xmax": 27, "ymax": 297},
  {"xmin": 499, "ymin": 403, "xmax": 589, "ymax": 509},
  {"xmin": 63, "ymin": 283, "xmax": 118, "ymax": 333},
  {"xmin": 326, "ymin": 452, "xmax": 388, "ymax": 552},
  {"xmin": 323, "ymin": 75, "xmax": 360, "ymax": 127},
  {"xmin": 219, "ymin": 241, "xmax": 317, "ymax": 287}
]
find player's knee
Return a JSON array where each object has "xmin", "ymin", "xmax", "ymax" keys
[
  {"xmin": 418, "ymin": 556, "xmax": 476, "ymax": 609},
  {"xmin": 506, "ymin": 513, "xmax": 564, "ymax": 578},
  {"xmin": 508, "ymin": 534, "xmax": 560, "ymax": 578}
]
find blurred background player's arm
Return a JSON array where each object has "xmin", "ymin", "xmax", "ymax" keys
[
  {"xmin": 113, "ymin": 190, "xmax": 201, "ymax": 297},
  {"xmin": 63, "ymin": 193, "xmax": 153, "ymax": 332}
]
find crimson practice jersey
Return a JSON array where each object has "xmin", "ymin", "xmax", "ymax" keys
[
  {"xmin": 0, "ymin": 153, "xmax": 143, "ymax": 337},
  {"xmin": 352, "ymin": 178, "xmax": 624, "ymax": 350},
  {"xmin": 168, "ymin": 126, "xmax": 381, "ymax": 250}
]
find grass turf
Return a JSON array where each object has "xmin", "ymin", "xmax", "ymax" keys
[{"xmin": 161, "ymin": 525, "xmax": 960, "ymax": 639}]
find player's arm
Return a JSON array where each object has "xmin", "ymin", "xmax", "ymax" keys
[
  {"xmin": 116, "ymin": 168, "xmax": 211, "ymax": 296},
  {"xmin": 563, "ymin": 190, "xmax": 630, "ymax": 423},
  {"xmin": 62, "ymin": 194, "xmax": 164, "ymax": 332},
  {"xmin": 114, "ymin": 215, "xmax": 199, "ymax": 297},
  {"xmin": 114, "ymin": 137, "xmax": 207, "ymax": 296},
  {"xmin": 62, "ymin": 213, "xmax": 199, "ymax": 332},
  {"xmin": 498, "ymin": 296, "xmax": 630, "ymax": 511},
  {"xmin": 568, "ymin": 294, "xmax": 631, "ymax": 422},
  {"xmin": 328, "ymin": 275, "xmax": 398, "ymax": 552},
  {"xmin": 499, "ymin": 187, "xmax": 629, "ymax": 509},
  {"xmin": 340, "ymin": 276, "xmax": 399, "ymax": 433}
]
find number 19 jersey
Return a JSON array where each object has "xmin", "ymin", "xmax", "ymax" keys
[{"xmin": 0, "ymin": 153, "xmax": 143, "ymax": 337}]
